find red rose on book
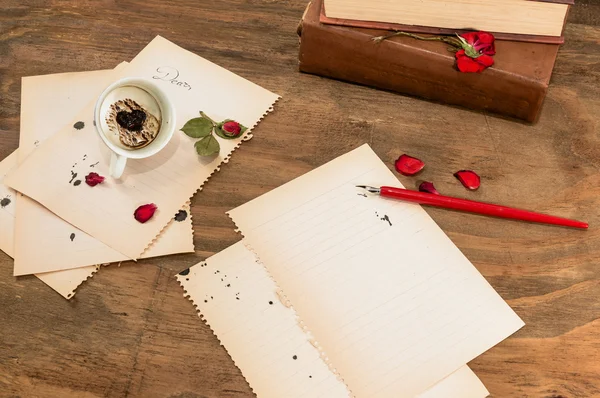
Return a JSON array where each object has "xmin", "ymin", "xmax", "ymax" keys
[
  {"xmin": 455, "ymin": 50, "xmax": 494, "ymax": 73},
  {"xmin": 460, "ymin": 31, "xmax": 495, "ymax": 56},
  {"xmin": 455, "ymin": 31, "xmax": 495, "ymax": 73},
  {"xmin": 373, "ymin": 30, "xmax": 496, "ymax": 73}
]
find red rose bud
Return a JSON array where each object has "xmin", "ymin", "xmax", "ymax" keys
[
  {"xmin": 394, "ymin": 154, "xmax": 425, "ymax": 176},
  {"xmin": 85, "ymin": 172, "xmax": 105, "ymax": 187},
  {"xmin": 134, "ymin": 203, "xmax": 157, "ymax": 223},
  {"xmin": 418, "ymin": 181, "xmax": 440, "ymax": 195},
  {"xmin": 222, "ymin": 121, "xmax": 242, "ymax": 137},
  {"xmin": 454, "ymin": 170, "xmax": 481, "ymax": 190}
]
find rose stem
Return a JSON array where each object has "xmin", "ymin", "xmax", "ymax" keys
[
  {"xmin": 372, "ymin": 31, "xmax": 462, "ymax": 48},
  {"xmin": 199, "ymin": 111, "xmax": 217, "ymax": 126}
]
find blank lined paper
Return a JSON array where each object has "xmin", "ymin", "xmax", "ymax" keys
[
  {"xmin": 229, "ymin": 144, "xmax": 523, "ymax": 397},
  {"xmin": 178, "ymin": 241, "xmax": 490, "ymax": 398}
]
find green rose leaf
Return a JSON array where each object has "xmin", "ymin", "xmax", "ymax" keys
[
  {"xmin": 195, "ymin": 135, "xmax": 220, "ymax": 156},
  {"xmin": 181, "ymin": 117, "xmax": 213, "ymax": 138}
]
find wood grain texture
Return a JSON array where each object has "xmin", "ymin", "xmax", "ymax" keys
[{"xmin": 1, "ymin": 1, "xmax": 599, "ymax": 397}]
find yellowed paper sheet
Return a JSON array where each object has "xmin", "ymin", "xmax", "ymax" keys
[
  {"xmin": 0, "ymin": 150, "xmax": 18, "ymax": 257},
  {"xmin": 418, "ymin": 366, "xmax": 489, "ymax": 398},
  {"xmin": 35, "ymin": 265, "xmax": 100, "ymax": 299},
  {"xmin": 1, "ymin": 148, "xmax": 193, "ymax": 297},
  {"xmin": 0, "ymin": 150, "xmax": 98, "ymax": 298},
  {"xmin": 178, "ymin": 242, "xmax": 489, "ymax": 398},
  {"xmin": 6, "ymin": 36, "xmax": 279, "ymax": 261},
  {"xmin": 228, "ymin": 144, "xmax": 523, "ymax": 397},
  {"xmin": 10, "ymin": 65, "xmax": 195, "ymax": 276}
]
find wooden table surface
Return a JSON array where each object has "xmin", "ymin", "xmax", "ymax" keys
[{"xmin": 1, "ymin": 1, "xmax": 599, "ymax": 397}]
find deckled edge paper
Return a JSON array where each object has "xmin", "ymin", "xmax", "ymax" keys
[
  {"xmin": 0, "ymin": 150, "xmax": 99, "ymax": 299},
  {"xmin": 228, "ymin": 144, "xmax": 523, "ymax": 397},
  {"xmin": 11, "ymin": 65, "xmax": 195, "ymax": 276},
  {"xmin": 5, "ymin": 35, "xmax": 280, "ymax": 261},
  {"xmin": 0, "ymin": 150, "xmax": 18, "ymax": 257},
  {"xmin": 177, "ymin": 241, "xmax": 490, "ymax": 398}
]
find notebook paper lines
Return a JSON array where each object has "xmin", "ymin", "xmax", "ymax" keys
[
  {"xmin": 177, "ymin": 242, "xmax": 352, "ymax": 398},
  {"xmin": 179, "ymin": 241, "xmax": 491, "ymax": 398},
  {"xmin": 229, "ymin": 144, "xmax": 523, "ymax": 397}
]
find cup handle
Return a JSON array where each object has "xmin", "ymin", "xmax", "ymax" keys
[{"xmin": 110, "ymin": 152, "xmax": 127, "ymax": 179}]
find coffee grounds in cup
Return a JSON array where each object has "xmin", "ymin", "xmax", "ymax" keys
[{"xmin": 106, "ymin": 99, "xmax": 161, "ymax": 149}]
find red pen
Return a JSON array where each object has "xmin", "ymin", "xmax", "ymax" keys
[{"xmin": 356, "ymin": 185, "xmax": 588, "ymax": 229}]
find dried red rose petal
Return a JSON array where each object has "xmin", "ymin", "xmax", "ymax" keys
[
  {"xmin": 454, "ymin": 170, "xmax": 481, "ymax": 190},
  {"xmin": 418, "ymin": 181, "xmax": 440, "ymax": 195},
  {"xmin": 394, "ymin": 154, "xmax": 425, "ymax": 176},
  {"xmin": 134, "ymin": 203, "xmax": 157, "ymax": 223},
  {"xmin": 85, "ymin": 172, "xmax": 105, "ymax": 187}
]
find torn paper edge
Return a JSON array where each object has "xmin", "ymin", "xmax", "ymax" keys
[
  {"xmin": 225, "ymin": 213, "xmax": 356, "ymax": 398},
  {"xmin": 36, "ymin": 264, "xmax": 100, "ymax": 300},
  {"xmin": 138, "ymin": 98, "xmax": 279, "ymax": 259},
  {"xmin": 176, "ymin": 268, "xmax": 258, "ymax": 398}
]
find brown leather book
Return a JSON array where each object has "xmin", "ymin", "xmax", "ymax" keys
[{"xmin": 298, "ymin": 0, "xmax": 560, "ymax": 123}]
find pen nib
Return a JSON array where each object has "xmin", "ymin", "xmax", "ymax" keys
[{"xmin": 356, "ymin": 185, "xmax": 380, "ymax": 194}]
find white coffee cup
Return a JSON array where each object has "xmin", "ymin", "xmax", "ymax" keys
[{"xmin": 94, "ymin": 77, "xmax": 176, "ymax": 178}]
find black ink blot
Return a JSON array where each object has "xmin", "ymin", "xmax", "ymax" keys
[
  {"xmin": 0, "ymin": 197, "xmax": 11, "ymax": 208},
  {"xmin": 93, "ymin": 120, "xmax": 96, "ymax": 126},
  {"xmin": 236, "ymin": 297, "xmax": 240, "ymax": 300},
  {"xmin": 204, "ymin": 300, "xmax": 208, "ymax": 303},
  {"xmin": 69, "ymin": 171, "xmax": 77, "ymax": 184},
  {"xmin": 185, "ymin": 278, "xmax": 189, "ymax": 281},
  {"xmin": 73, "ymin": 121, "xmax": 85, "ymax": 130},
  {"xmin": 179, "ymin": 268, "xmax": 190, "ymax": 276},
  {"xmin": 309, "ymin": 375, "xmax": 312, "ymax": 378},
  {"xmin": 174, "ymin": 210, "xmax": 188, "ymax": 222},
  {"xmin": 226, "ymin": 284, "xmax": 230, "ymax": 287},
  {"xmin": 357, "ymin": 193, "xmax": 367, "ymax": 197},
  {"xmin": 73, "ymin": 180, "xmax": 82, "ymax": 186},
  {"xmin": 381, "ymin": 214, "xmax": 392, "ymax": 226},
  {"xmin": 293, "ymin": 355, "xmax": 297, "ymax": 360},
  {"xmin": 269, "ymin": 301, "xmax": 273, "ymax": 305},
  {"xmin": 90, "ymin": 161, "xmax": 99, "ymax": 168},
  {"xmin": 70, "ymin": 233, "xmax": 75, "ymax": 241}
]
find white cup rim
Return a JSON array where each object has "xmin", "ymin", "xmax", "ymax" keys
[{"xmin": 94, "ymin": 77, "xmax": 175, "ymax": 159}]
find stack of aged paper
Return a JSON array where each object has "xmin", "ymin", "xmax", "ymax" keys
[
  {"xmin": 0, "ymin": 36, "xmax": 279, "ymax": 298},
  {"xmin": 178, "ymin": 144, "xmax": 524, "ymax": 397}
]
